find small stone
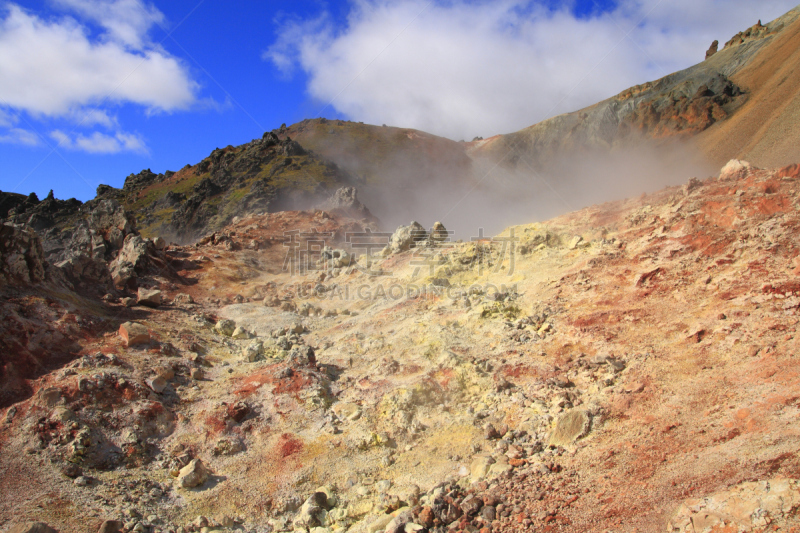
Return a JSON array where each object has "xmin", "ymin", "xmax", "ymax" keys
[
  {"xmin": 62, "ymin": 463, "xmax": 82, "ymax": 478},
  {"xmin": 119, "ymin": 322, "xmax": 150, "ymax": 347},
  {"xmin": 174, "ymin": 293, "xmax": 194, "ymax": 305},
  {"xmin": 146, "ymin": 376, "xmax": 167, "ymax": 394},
  {"xmin": 231, "ymin": 326, "xmax": 253, "ymax": 340},
  {"xmin": 98, "ymin": 520, "xmax": 124, "ymax": 533},
  {"xmin": 243, "ymin": 340, "xmax": 264, "ymax": 362},
  {"xmin": 177, "ymin": 458, "xmax": 209, "ymax": 488},
  {"xmin": 137, "ymin": 288, "xmax": 162, "ymax": 308},
  {"xmin": 418, "ymin": 507, "xmax": 434, "ymax": 528},
  {"xmin": 214, "ymin": 319, "xmax": 236, "ymax": 336},
  {"xmin": 190, "ymin": 368, "xmax": 204, "ymax": 380},
  {"xmin": 481, "ymin": 506, "xmax": 497, "ymax": 522},
  {"xmin": 120, "ymin": 297, "xmax": 136, "ymax": 307},
  {"xmin": 73, "ymin": 475, "xmax": 90, "ymax": 486},
  {"xmin": 470, "ymin": 455, "xmax": 496, "ymax": 480},
  {"xmin": 484, "ymin": 423, "xmax": 500, "ymax": 440},
  {"xmin": 460, "ymin": 494, "xmax": 483, "ymax": 516}
]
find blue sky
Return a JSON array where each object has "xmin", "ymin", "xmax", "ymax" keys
[{"xmin": 0, "ymin": 0, "xmax": 797, "ymax": 202}]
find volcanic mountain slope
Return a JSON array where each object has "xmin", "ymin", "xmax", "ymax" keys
[
  {"xmin": 85, "ymin": 132, "xmax": 357, "ymax": 242},
  {"xmin": 3, "ymin": 159, "xmax": 800, "ymax": 533},
  {"xmin": 0, "ymin": 119, "xmax": 476, "ymax": 246},
  {"xmin": 469, "ymin": 5, "xmax": 800, "ymax": 174}
]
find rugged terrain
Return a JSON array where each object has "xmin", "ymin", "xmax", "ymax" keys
[
  {"xmin": 4, "ymin": 6, "xmax": 800, "ymax": 533},
  {"xmin": 3, "ymin": 159, "xmax": 800, "ymax": 533}
]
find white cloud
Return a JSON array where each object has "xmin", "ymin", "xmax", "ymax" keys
[
  {"xmin": 0, "ymin": 127, "xmax": 40, "ymax": 146},
  {"xmin": 70, "ymin": 108, "xmax": 118, "ymax": 128},
  {"xmin": 0, "ymin": 108, "xmax": 16, "ymax": 128},
  {"xmin": 50, "ymin": 129, "xmax": 147, "ymax": 154},
  {"xmin": 0, "ymin": 3, "xmax": 197, "ymax": 117},
  {"xmin": 266, "ymin": 0, "xmax": 800, "ymax": 140},
  {"xmin": 52, "ymin": 0, "xmax": 165, "ymax": 49}
]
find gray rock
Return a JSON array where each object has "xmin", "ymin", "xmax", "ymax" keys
[
  {"xmin": 137, "ymin": 288, "xmax": 162, "ymax": 308},
  {"xmin": 174, "ymin": 293, "xmax": 194, "ymax": 305},
  {"xmin": 0, "ymin": 223, "xmax": 46, "ymax": 285},
  {"xmin": 388, "ymin": 222, "xmax": 428, "ymax": 254},
  {"xmin": 214, "ymin": 319, "xmax": 236, "ymax": 337},
  {"xmin": 231, "ymin": 326, "xmax": 253, "ymax": 340},
  {"xmin": 316, "ymin": 187, "xmax": 372, "ymax": 219},
  {"xmin": 243, "ymin": 340, "xmax": 264, "ymax": 362},
  {"xmin": 430, "ymin": 221, "xmax": 449, "ymax": 242}
]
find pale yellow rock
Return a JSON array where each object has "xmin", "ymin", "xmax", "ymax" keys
[{"xmin": 549, "ymin": 409, "xmax": 591, "ymax": 447}]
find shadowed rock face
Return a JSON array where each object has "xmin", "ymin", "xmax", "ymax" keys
[{"xmin": 0, "ymin": 223, "xmax": 46, "ymax": 286}]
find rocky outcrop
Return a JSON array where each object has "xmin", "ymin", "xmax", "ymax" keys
[
  {"xmin": 725, "ymin": 19, "xmax": 773, "ymax": 48},
  {"xmin": 705, "ymin": 39, "xmax": 719, "ymax": 59},
  {"xmin": 100, "ymin": 132, "xmax": 355, "ymax": 241},
  {"xmin": 316, "ymin": 187, "xmax": 374, "ymax": 221},
  {"xmin": 0, "ymin": 223, "xmax": 46, "ymax": 285},
  {"xmin": 387, "ymin": 221, "xmax": 428, "ymax": 254}
]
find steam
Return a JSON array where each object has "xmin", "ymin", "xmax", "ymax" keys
[{"xmin": 350, "ymin": 136, "xmax": 716, "ymax": 240}]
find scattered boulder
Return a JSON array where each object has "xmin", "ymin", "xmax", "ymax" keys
[
  {"xmin": 109, "ymin": 234, "xmax": 152, "ymax": 288},
  {"xmin": 719, "ymin": 159, "xmax": 753, "ymax": 181},
  {"xmin": 137, "ymin": 288, "xmax": 162, "ymax": 308},
  {"xmin": 119, "ymin": 322, "xmax": 150, "ymax": 347},
  {"xmin": 214, "ymin": 319, "xmax": 236, "ymax": 336},
  {"xmin": 388, "ymin": 221, "xmax": 428, "ymax": 254},
  {"xmin": 243, "ymin": 340, "xmax": 264, "ymax": 362},
  {"xmin": 549, "ymin": 409, "xmax": 591, "ymax": 447},
  {"xmin": 430, "ymin": 221, "xmax": 449, "ymax": 242},
  {"xmin": 146, "ymin": 376, "xmax": 167, "ymax": 393},
  {"xmin": 174, "ymin": 293, "xmax": 194, "ymax": 305},
  {"xmin": 110, "ymin": 261, "xmax": 136, "ymax": 289},
  {"xmin": 97, "ymin": 520, "xmax": 124, "ymax": 533},
  {"xmin": 231, "ymin": 326, "xmax": 253, "ymax": 340},
  {"xmin": 293, "ymin": 492, "xmax": 328, "ymax": 530},
  {"xmin": 213, "ymin": 437, "xmax": 244, "ymax": 456},
  {"xmin": 287, "ymin": 345, "xmax": 316, "ymax": 368},
  {"xmin": 319, "ymin": 248, "xmax": 353, "ymax": 269},
  {"xmin": 177, "ymin": 458, "xmax": 209, "ymax": 488}
]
